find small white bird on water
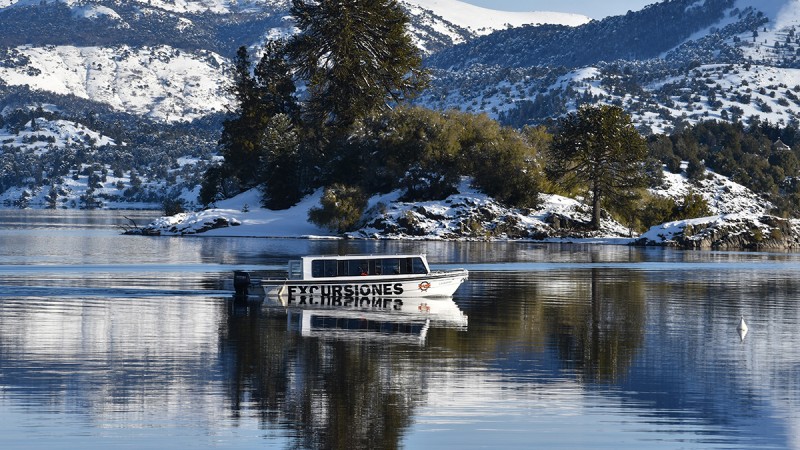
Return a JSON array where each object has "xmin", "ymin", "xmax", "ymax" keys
[{"xmin": 737, "ymin": 316, "xmax": 748, "ymax": 340}]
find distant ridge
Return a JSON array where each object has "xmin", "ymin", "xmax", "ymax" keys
[{"xmin": 402, "ymin": 0, "xmax": 590, "ymax": 36}]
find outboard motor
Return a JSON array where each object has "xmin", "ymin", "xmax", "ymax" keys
[{"xmin": 233, "ymin": 270, "xmax": 251, "ymax": 297}]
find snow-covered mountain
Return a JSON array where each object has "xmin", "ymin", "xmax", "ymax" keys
[
  {"xmin": 421, "ymin": 0, "xmax": 800, "ymax": 134},
  {"xmin": 0, "ymin": 0, "xmax": 588, "ymax": 120},
  {"xmin": 11, "ymin": 0, "xmax": 798, "ymax": 131},
  {"xmin": 7, "ymin": 0, "xmax": 800, "ymax": 130},
  {"xmin": 0, "ymin": 45, "xmax": 229, "ymax": 122}
]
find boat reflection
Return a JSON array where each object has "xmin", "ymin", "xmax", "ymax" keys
[{"xmin": 264, "ymin": 295, "xmax": 468, "ymax": 343}]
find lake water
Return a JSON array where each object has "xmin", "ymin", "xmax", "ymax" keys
[{"xmin": 1, "ymin": 210, "xmax": 799, "ymax": 449}]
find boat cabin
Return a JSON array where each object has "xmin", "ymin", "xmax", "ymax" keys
[{"xmin": 288, "ymin": 254, "xmax": 431, "ymax": 280}]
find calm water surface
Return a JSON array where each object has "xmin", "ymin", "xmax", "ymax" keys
[{"xmin": 1, "ymin": 210, "xmax": 799, "ymax": 449}]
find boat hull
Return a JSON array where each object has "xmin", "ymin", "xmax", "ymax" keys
[{"xmin": 262, "ymin": 269, "xmax": 468, "ymax": 299}]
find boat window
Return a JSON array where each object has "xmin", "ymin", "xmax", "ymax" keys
[
  {"xmin": 324, "ymin": 260, "xmax": 338, "ymax": 277},
  {"xmin": 382, "ymin": 258, "xmax": 400, "ymax": 275},
  {"xmin": 311, "ymin": 259, "xmax": 339, "ymax": 277},
  {"xmin": 411, "ymin": 257, "xmax": 428, "ymax": 274},
  {"xmin": 343, "ymin": 260, "xmax": 357, "ymax": 276},
  {"xmin": 311, "ymin": 257, "xmax": 425, "ymax": 277},
  {"xmin": 311, "ymin": 260, "xmax": 324, "ymax": 278}
]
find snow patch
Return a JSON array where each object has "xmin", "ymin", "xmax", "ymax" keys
[
  {"xmin": 138, "ymin": 179, "xmax": 633, "ymax": 241},
  {"xmin": 71, "ymin": 4, "xmax": 122, "ymax": 21},
  {"xmin": 0, "ymin": 118, "xmax": 117, "ymax": 152}
]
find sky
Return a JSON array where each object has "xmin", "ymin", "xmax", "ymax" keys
[{"xmin": 459, "ymin": 0, "xmax": 661, "ymax": 19}]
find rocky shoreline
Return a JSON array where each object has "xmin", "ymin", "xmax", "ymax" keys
[
  {"xmin": 635, "ymin": 214, "xmax": 800, "ymax": 251},
  {"xmin": 121, "ymin": 173, "xmax": 800, "ymax": 250},
  {"xmin": 125, "ymin": 197, "xmax": 800, "ymax": 251}
]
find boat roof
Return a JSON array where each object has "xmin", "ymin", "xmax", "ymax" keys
[{"xmin": 299, "ymin": 254, "xmax": 426, "ymax": 261}]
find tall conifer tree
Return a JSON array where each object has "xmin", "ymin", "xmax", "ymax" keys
[
  {"xmin": 216, "ymin": 46, "xmax": 266, "ymax": 189},
  {"xmin": 212, "ymin": 42, "xmax": 301, "ymax": 205},
  {"xmin": 548, "ymin": 105, "xmax": 648, "ymax": 230},
  {"xmin": 289, "ymin": 0, "xmax": 428, "ymax": 137}
]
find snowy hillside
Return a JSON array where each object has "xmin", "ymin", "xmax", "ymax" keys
[
  {"xmin": 638, "ymin": 213, "xmax": 800, "ymax": 250},
  {"xmin": 0, "ymin": 116, "xmax": 117, "ymax": 151},
  {"xmin": 548, "ymin": 63, "xmax": 800, "ymax": 134},
  {"xmin": 132, "ymin": 179, "xmax": 633, "ymax": 240},
  {"xmin": 638, "ymin": 161, "xmax": 800, "ymax": 250},
  {"xmin": 0, "ymin": 45, "xmax": 229, "ymax": 122},
  {"xmin": 0, "ymin": 113, "xmax": 215, "ymax": 209},
  {"xmin": 653, "ymin": 167, "xmax": 770, "ymax": 216},
  {"xmin": 420, "ymin": 0, "xmax": 800, "ymax": 134}
]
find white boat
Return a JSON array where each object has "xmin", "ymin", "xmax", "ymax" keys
[{"xmin": 262, "ymin": 254, "xmax": 468, "ymax": 299}]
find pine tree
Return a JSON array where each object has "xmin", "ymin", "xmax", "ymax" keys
[
  {"xmin": 258, "ymin": 114, "xmax": 307, "ymax": 210},
  {"xmin": 214, "ymin": 42, "xmax": 302, "ymax": 204},
  {"xmin": 289, "ymin": 0, "xmax": 428, "ymax": 137},
  {"xmin": 548, "ymin": 105, "xmax": 648, "ymax": 230},
  {"xmin": 253, "ymin": 39, "xmax": 299, "ymax": 120},
  {"xmin": 216, "ymin": 46, "xmax": 265, "ymax": 189},
  {"xmin": 251, "ymin": 40, "xmax": 308, "ymax": 209}
]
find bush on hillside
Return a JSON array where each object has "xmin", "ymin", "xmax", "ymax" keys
[
  {"xmin": 466, "ymin": 126, "xmax": 541, "ymax": 208},
  {"xmin": 355, "ymin": 107, "xmax": 545, "ymax": 207},
  {"xmin": 354, "ymin": 107, "xmax": 463, "ymax": 199},
  {"xmin": 163, "ymin": 198, "xmax": 186, "ymax": 216},
  {"xmin": 634, "ymin": 190, "xmax": 712, "ymax": 231},
  {"xmin": 308, "ymin": 184, "xmax": 368, "ymax": 233}
]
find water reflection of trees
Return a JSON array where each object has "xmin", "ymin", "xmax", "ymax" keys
[
  {"xmin": 578, "ymin": 269, "xmax": 646, "ymax": 382},
  {"xmin": 453, "ymin": 269, "xmax": 646, "ymax": 383},
  {"xmin": 220, "ymin": 304, "xmax": 425, "ymax": 449}
]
